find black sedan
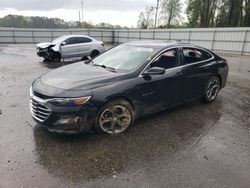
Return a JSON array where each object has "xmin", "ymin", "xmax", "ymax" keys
[{"xmin": 30, "ymin": 41, "xmax": 229, "ymax": 134}]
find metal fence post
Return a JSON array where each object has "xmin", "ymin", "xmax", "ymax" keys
[
  {"xmin": 31, "ymin": 30, "xmax": 35, "ymax": 44},
  {"xmin": 188, "ymin": 31, "xmax": 191, "ymax": 43},
  {"xmin": 139, "ymin": 30, "xmax": 142, "ymax": 40},
  {"xmin": 112, "ymin": 30, "xmax": 115, "ymax": 44},
  {"xmin": 127, "ymin": 30, "xmax": 130, "ymax": 42},
  {"xmin": 169, "ymin": 30, "xmax": 171, "ymax": 41},
  {"xmin": 117, "ymin": 30, "xmax": 119, "ymax": 43},
  {"xmin": 211, "ymin": 30, "xmax": 216, "ymax": 51},
  {"xmin": 101, "ymin": 30, "xmax": 104, "ymax": 42},
  {"xmin": 241, "ymin": 30, "xmax": 248, "ymax": 55},
  {"xmin": 12, "ymin": 30, "xmax": 16, "ymax": 44},
  {"xmin": 51, "ymin": 31, "xmax": 54, "ymax": 41}
]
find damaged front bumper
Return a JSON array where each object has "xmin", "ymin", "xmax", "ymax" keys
[
  {"xmin": 37, "ymin": 48, "xmax": 48, "ymax": 58},
  {"xmin": 30, "ymin": 94, "xmax": 97, "ymax": 134}
]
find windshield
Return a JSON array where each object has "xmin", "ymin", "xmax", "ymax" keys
[{"xmin": 92, "ymin": 44, "xmax": 157, "ymax": 72}]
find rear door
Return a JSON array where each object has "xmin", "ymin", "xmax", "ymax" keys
[
  {"xmin": 180, "ymin": 47, "xmax": 215, "ymax": 100},
  {"xmin": 61, "ymin": 37, "xmax": 79, "ymax": 58},
  {"xmin": 77, "ymin": 37, "xmax": 93, "ymax": 56}
]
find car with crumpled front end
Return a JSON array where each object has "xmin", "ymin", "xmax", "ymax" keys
[{"xmin": 36, "ymin": 35, "xmax": 105, "ymax": 62}]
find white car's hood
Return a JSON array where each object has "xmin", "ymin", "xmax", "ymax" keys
[{"xmin": 36, "ymin": 42, "xmax": 55, "ymax": 49}]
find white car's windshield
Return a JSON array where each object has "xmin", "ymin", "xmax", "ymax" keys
[
  {"xmin": 52, "ymin": 36, "xmax": 67, "ymax": 44},
  {"xmin": 92, "ymin": 45, "xmax": 157, "ymax": 72}
]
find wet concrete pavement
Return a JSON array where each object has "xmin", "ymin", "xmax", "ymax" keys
[{"xmin": 0, "ymin": 44, "xmax": 250, "ymax": 188}]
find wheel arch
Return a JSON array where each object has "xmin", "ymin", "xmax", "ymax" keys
[
  {"xmin": 215, "ymin": 74, "xmax": 222, "ymax": 89},
  {"xmin": 104, "ymin": 96, "xmax": 136, "ymax": 111},
  {"xmin": 91, "ymin": 49, "xmax": 100, "ymax": 56}
]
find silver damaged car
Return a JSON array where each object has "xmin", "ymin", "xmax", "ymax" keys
[{"xmin": 36, "ymin": 35, "xmax": 105, "ymax": 62}]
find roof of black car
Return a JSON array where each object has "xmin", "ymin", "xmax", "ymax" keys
[{"xmin": 126, "ymin": 40, "xmax": 196, "ymax": 49}]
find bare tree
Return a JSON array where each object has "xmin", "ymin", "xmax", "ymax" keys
[
  {"xmin": 160, "ymin": 0, "xmax": 182, "ymax": 27},
  {"xmin": 137, "ymin": 6, "xmax": 155, "ymax": 29},
  {"xmin": 187, "ymin": 0, "xmax": 219, "ymax": 27}
]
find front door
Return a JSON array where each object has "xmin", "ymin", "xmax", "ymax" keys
[
  {"xmin": 61, "ymin": 37, "xmax": 79, "ymax": 58},
  {"xmin": 134, "ymin": 48, "xmax": 184, "ymax": 115}
]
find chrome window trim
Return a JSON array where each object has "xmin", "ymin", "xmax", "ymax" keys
[{"xmin": 138, "ymin": 46, "xmax": 214, "ymax": 77}]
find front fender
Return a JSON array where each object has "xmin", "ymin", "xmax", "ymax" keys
[{"xmin": 51, "ymin": 44, "xmax": 61, "ymax": 53}]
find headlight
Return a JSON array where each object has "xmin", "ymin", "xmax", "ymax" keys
[{"xmin": 49, "ymin": 96, "xmax": 91, "ymax": 107}]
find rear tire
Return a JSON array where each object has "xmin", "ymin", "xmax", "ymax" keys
[
  {"xmin": 203, "ymin": 76, "xmax": 221, "ymax": 103},
  {"xmin": 90, "ymin": 50, "xmax": 100, "ymax": 58},
  {"xmin": 94, "ymin": 99, "xmax": 135, "ymax": 134}
]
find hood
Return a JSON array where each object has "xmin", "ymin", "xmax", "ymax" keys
[
  {"xmin": 38, "ymin": 62, "xmax": 125, "ymax": 91},
  {"xmin": 36, "ymin": 42, "xmax": 55, "ymax": 49}
]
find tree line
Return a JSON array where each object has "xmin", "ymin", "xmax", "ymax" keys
[
  {"xmin": 0, "ymin": 15, "xmax": 128, "ymax": 29},
  {"xmin": 138, "ymin": 0, "xmax": 250, "ymax": 28}
]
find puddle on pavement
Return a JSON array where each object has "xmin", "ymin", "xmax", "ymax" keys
[{"xmin": 33, "ymin": 100, "xmax": 222, "ymax": 182}]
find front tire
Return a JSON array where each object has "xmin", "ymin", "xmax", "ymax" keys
[
  {"xmin": 52, "ymin": 52, "xmax": 61, "ymax": 62},
  {"xmin": 203, "ymin": 76, "xmax": 221, "ymax": 103},
  {"xmin": 94, "ymin": 99, "xmax": 135, "ymax": 134}
]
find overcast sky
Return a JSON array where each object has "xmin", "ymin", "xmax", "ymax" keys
[{"xmin": 0, "ymin": 0, "xmax": 185, "ymax": 27}]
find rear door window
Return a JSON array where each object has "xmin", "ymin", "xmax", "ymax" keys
[
  {"xmin": 76, "ymin": 37, "xmax": 92, "ymax": 43},
  {"xmin": 182, "ymin": 48, "xmax": 213, "ymax": 64}
]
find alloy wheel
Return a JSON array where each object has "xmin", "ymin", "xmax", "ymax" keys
[
  {"xmin": 99, "ymin": 105, "xmax": 132, "ymax": 134},
  {"xmin": 206, "ymin": 77, "xmax": 220, "ymax": 101}
]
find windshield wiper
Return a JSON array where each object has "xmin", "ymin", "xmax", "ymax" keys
[{"xmin": 93, "ymin": 64, "xmax": 116, "ymax": 72}]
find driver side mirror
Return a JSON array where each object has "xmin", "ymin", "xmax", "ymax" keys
[
  {"xmin": 61, "ymin": 41, "xmax": 66, "ymax": 46},
  {"xmin": 142, "ymin": 67, "xmax": 165, "ymax": 76}
]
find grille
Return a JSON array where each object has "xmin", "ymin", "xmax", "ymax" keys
[{"xmin": 30, "ymin": 98, "xmax": 51, "ymax": 122}]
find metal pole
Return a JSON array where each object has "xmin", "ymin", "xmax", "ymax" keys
[
  {"xmin": 127, "ymin": 30, "xmax": 130, "ymax": 42},
  {"xmin": 12, "ymin": 30, "xmax": 16, "ymax": 44},
  {"xmin": 81, "ymin": 0, "xmax": 84, "ymax": 23},
  {"xmin": 211, "ymin": 30, "xmax": 216, "ymax": 51},
  {"xmin": 154, "ymin": 0, "xmax": 160, "ymax": 29},
  {"xmin": 31, "ymin": 30, "xmax": 35, "ymax": 44},
  {"xmin": 112, "ymin": 30, "xmax": 115, "ymax": 44},
  {"xmin": 188, "ymin": 31, "xmax": 191, "ymax": 43},
  {"xmin": 51, "ymin": 31, "xmax": 53, "ymax": 41},
  {"xmin": 241, "ymin": 30, "xmax": 248, "ymax": 55},
  {"xmin": 79, "ymin": 11, "xmax": 81, "ymax": 26}
]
